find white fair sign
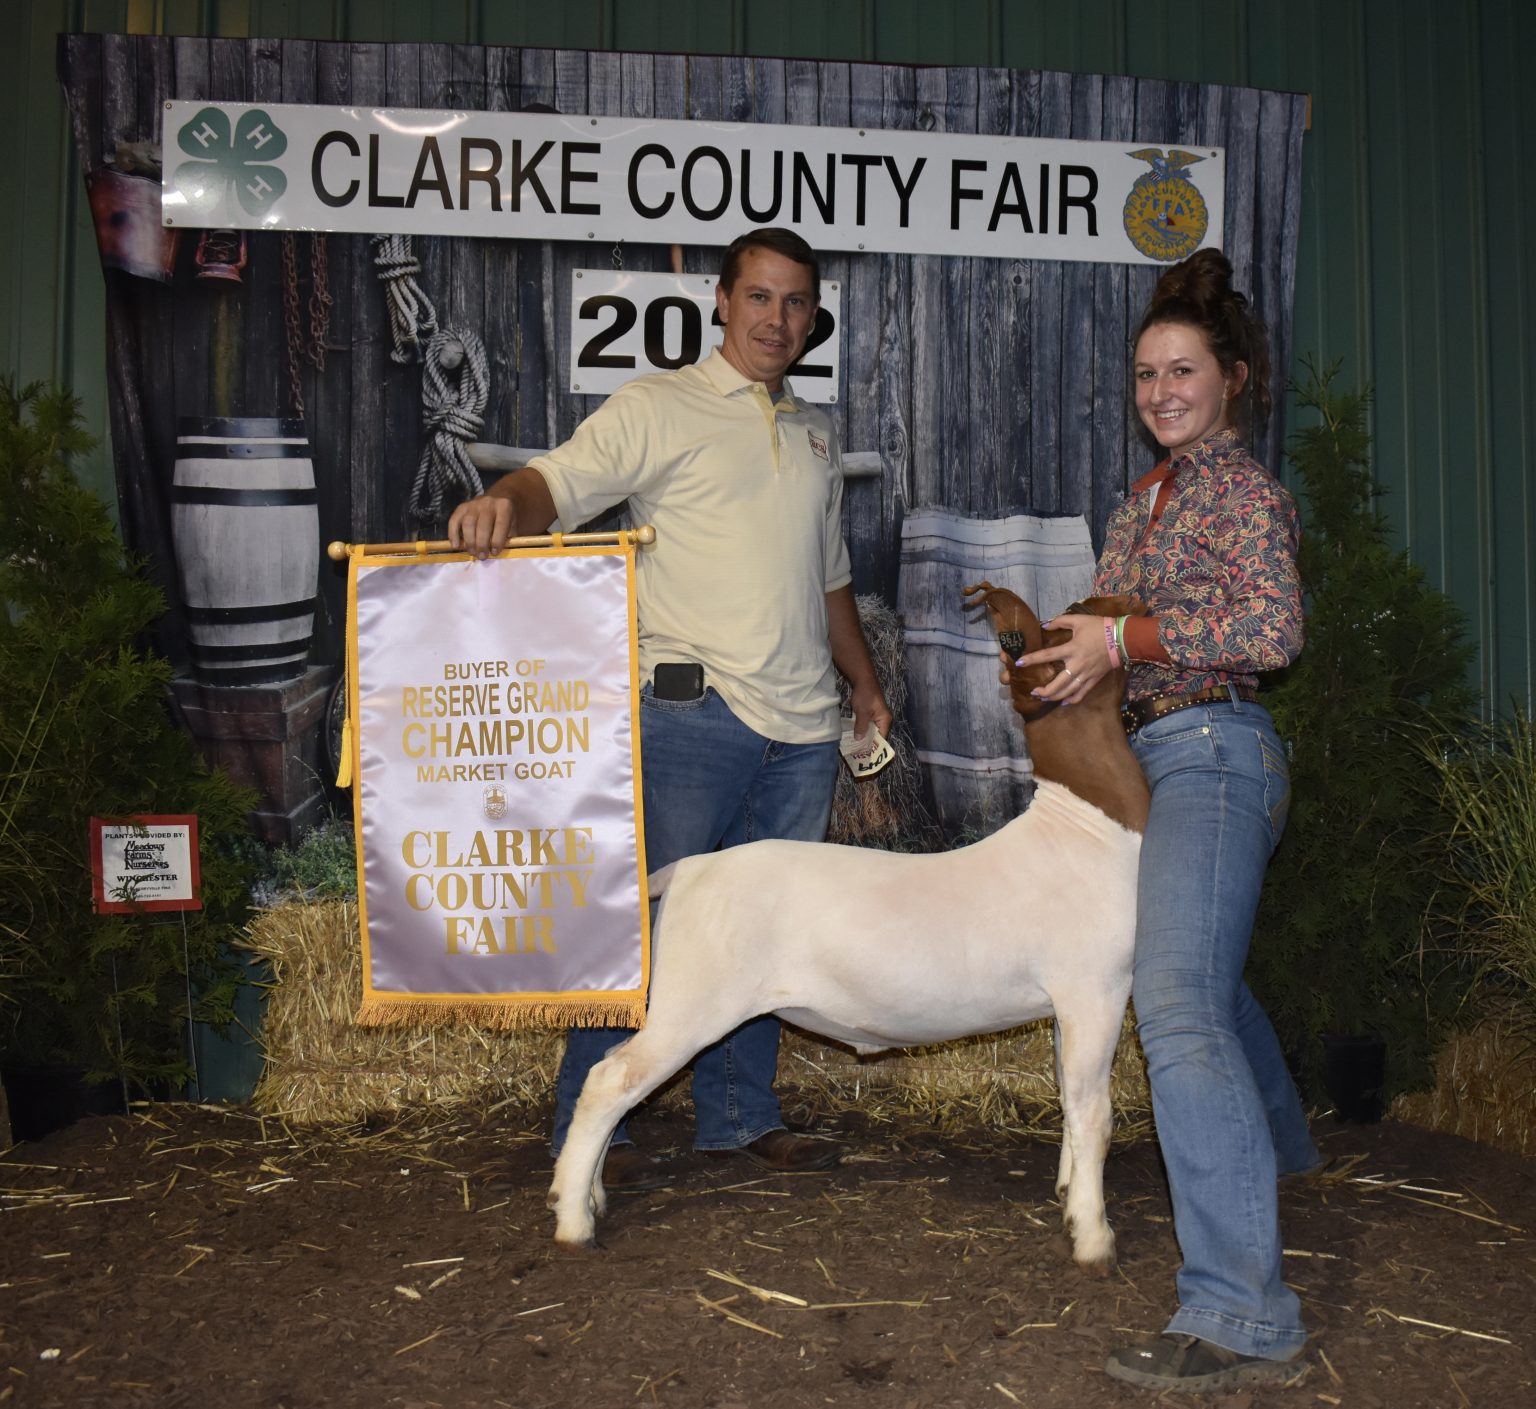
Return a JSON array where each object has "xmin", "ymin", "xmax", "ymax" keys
[
  {"xmin": 161, "ymin": 100, "xmax": 1224, "ymax": 266},
  {"xmin": 568, "ymin": 270, "xmax": 843, "ymax": 403}
]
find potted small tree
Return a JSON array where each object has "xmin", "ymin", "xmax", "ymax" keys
[
  {"xmin": 1250, "ymin": 363, "xmax": 1476, "ymax": 1117},
  {"xmin": 0, "ymin": 381, "xmax": 257, "ymax": 1136}
]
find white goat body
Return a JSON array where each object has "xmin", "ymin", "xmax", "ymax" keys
[
  {"xmin": 549, "ymin": 781, "xmax": 1140, "ymax": 1271},
  {"xmin": 548, "ymin": 586, "xmax": 1148, "ymax": 1273}
]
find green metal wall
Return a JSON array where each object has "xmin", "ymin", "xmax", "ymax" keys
[{"xmin": 8, "ymin": 0, "xmax": 1533, "ymax": 712}]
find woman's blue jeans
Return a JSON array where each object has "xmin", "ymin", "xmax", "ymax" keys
[
  {"xmin": 551, "ymin": 686, "xmax": 839, "ymax": 1154},
  {"xmin": 1130, "ymin": 697, "xmax": 1318, "ymax": 1360}
]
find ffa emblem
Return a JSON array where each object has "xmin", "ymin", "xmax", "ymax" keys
[
  {"xmin": 1122, "ymin": 148, "xmax": 1210, "ymax": 262},
  {"xmin": 171, "ymin": 106, "xmax": 289, "ymax": 223},
  {"xmin": 482, "ymin": 783, "xmax": 508, "ymax": 820}
]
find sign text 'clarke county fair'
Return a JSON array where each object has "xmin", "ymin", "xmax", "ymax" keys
[{"xmin": 162, "ymin": 101, "xmax": 1224, "ymax": 265}]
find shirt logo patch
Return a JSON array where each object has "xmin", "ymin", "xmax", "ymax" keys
[{"xmin": 806, "ymin": 430, "xmax": 829, "ymax": 462}]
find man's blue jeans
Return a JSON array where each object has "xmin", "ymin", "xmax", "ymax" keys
[
  {"xmin": 551, "ymin": 686, "xmax": 839, "ymax": 1154},
  {"xmin": 1130, "ymin": 698, "xmax": 1318, "ymax": 1361}
]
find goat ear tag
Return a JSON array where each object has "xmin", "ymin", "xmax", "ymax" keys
[{"xmin": 839, "ymin": 721, "xmax": 895, "ymax": 779}]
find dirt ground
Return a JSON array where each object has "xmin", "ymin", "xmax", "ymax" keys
[{"xmin": 2, "ymin": 1098, "xmax": 1532, "ymax": 1409}]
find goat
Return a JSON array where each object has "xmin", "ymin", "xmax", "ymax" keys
[{"xmin": 548, "ymin": 588, "xmax": 1150, "ymax": 1273}]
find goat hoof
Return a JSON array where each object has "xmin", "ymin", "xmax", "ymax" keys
[
  {"xmin": 552, "ymin": 1229, "xmax": 600, "ymax": 1251},
  {"xmin": 1070, "ymin": 1233, "xmax": 1117, "ymax": 1276}
]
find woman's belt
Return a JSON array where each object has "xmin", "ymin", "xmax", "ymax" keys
[{"xmin": 1122, "ymin": 684, "xmax": 1259, "ymax": 735}]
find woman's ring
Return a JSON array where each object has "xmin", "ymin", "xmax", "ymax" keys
[{"xmin": 1062, "ymin": 665, "xmax": 1077, "ymax": 679}]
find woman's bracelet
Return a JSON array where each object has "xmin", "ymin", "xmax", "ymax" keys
[
  {"xmin": 1103, "ymin": 617, "xmax": 1121, "ymax": 668},
  {"xmin": 1113, "ymin": 615, "xmax": 1129, "ymax": 663}
]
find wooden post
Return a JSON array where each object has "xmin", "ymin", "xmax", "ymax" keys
[{"xmin": 207, "ymin": 289, "xmax": 245, "ymax": 418}]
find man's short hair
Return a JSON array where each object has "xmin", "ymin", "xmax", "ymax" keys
[{"xmin": 718, "ymin": 227, "xmax": 820, "ymax": 303}]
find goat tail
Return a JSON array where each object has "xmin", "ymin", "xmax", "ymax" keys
[{"xmin": 645, "ymin": 861, "xmax": 679, "ymax": 901}]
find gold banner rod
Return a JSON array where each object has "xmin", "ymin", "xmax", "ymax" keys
[{"xmin": 327, "ymin": 525, "xmax": 655, "ymax": 561}]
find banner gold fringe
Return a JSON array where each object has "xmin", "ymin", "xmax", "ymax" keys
[{"xmin": 354, "ymin": 997, "xmax": 647, "ymax": 1029}]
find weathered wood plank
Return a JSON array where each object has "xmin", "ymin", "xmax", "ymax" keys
[
  {"xmin": 1256, "ymin": 89, "xmax": 1308, "ymax": 474},
  {"xmin": 549, "ymin": 49, "xmax": 593, "ymax": 451},
  {"xmin": 86, "ymin": 36, "xmax": 184, "ymax": 663},
  {"xmin": 1025, "ymin": 68, "xmax": 1074, "ymax": 516},
  {"xmin": 678, "ymin": 53, "xmax": 728, "ymax": 282},
  {"xmin": 514, "ymin": 48, "xmax": 556, "ymax": 452},
  {"xmin": 480, "ymin": 44, "xmax": 523, "ymax": 458},
  {"xmin": 346, "ymin": 41, "xmax": 389, "ymax": 542},
  {"xmin": 844, "ymin": 59, "xmax": 900, "ymax": 600},
  {"xmin": 375, "ymin": 41, "xmax": 429, "ymax": 538},
  {"xmin": 1092, "ymin": 73, "xmax": 1138, "ymax": 550},
  {"xmin": 169, "ymin": 38, "xmax": 213, "ymax": 428},
  {"xmin": 1056, "ymin": 70, "xmax": 1105, "ymax": 524},
  {"xmin": 236, "ymin": 40, "xmax": 285, "ymax": 423},
  {"xmin": 309, "ymin": 41, "xmax": 355, "ymax": 664},
  {"xmin": 964, "ymin": 65, "xmax": 1013, "ymax": 520}
]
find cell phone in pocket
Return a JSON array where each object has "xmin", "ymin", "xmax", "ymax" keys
[{"xmin": 653, "ymin": 662, "xmax": 705, "ymax": 701}]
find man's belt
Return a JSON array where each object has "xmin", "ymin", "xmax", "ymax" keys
[{"xmin": 1122, "ymin": 684, "xmax": 1259, "ymax": 736}]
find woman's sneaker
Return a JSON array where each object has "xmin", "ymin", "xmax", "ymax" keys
[{"xmin": 1105, "ymin": 1334, "xmax": 1310, "ymax": 1393}]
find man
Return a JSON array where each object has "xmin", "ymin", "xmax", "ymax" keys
[{"xmin": 448, "ymin": 227, "xmax": 891, "ymax": 1188}]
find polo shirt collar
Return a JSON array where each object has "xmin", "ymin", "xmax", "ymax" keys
[{"xmin": 699, "ymin": 348, "xmax": 801, "ymax": 410}]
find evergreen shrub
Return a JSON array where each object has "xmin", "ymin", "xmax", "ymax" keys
[
  {"xmin": 1251, "ymin": 363, "xmax": 1476, "ymax": 1106},
  {"xmin": 0, "ymin": 380, "xmax": 256, "ymax": 1092}
]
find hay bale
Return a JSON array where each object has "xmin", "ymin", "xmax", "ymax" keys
[
  {"xmin": 1390, "ymin": 1012, "xmax": 1536, "ymax": 1158},
  {"xmin": 780, "ymin": 1019, "xmax": 1151, "ymax": 1136},
  {"xmin": 245, "ymin": 899, "xmax": 1152, "ymax": 1132},
  {"xmin": 243, "ymin": 900, "xmax": 565, "ymax": 1126}
]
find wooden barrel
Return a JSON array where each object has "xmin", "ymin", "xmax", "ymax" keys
[
  {"xmin": 171, "ymin": 417, "xmax": 318, "ymax": 686},
  {"xmin": 897, "ymin": 510, "xmax": 1096, "ymax": 838}
]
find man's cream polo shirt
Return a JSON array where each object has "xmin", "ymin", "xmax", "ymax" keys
[{"xmin": 528, "ymin": 349, "xmax": 852, "ymax": 744}]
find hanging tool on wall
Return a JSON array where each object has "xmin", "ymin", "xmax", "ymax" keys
[
  {"xmin": 281, "ymin": 232, "xmax": 333, "ymax": 419},
  {"xmin": 370, "ymin": 233, "xmax": 490, "ymax": 532}
]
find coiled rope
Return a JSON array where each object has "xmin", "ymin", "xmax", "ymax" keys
[
  {"xmin": 371, "ymin": 234, "xmax": 490, "ymax": 530},
  {"xmin": 407, "ymin": 328, "xmax": 490, "ymax": 529},
  {"xmin": 371, "ymin": 234, "xmax": 438, "ymax": 364}
]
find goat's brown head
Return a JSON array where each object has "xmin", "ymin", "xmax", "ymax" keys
[{"xmin": 962, "ymin": 583, "xmax": 1146, "ymax": 721}]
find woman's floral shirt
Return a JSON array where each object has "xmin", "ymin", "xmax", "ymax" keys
[{"xmin": 1094, "ymin": 427, "xmax": 1304, "ymax": 704}]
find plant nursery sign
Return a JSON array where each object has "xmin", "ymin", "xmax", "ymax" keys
[
  {"xmin": 339, "ymin": 535, "xmax": 651, "ymax": 1029},
  {"xmin": 90, "ymin": 815, "xmax": 202, "ymax": 913}
]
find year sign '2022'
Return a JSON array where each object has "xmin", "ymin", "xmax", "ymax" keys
[{"xmin": 567, "ymin": 271, "xmax": 842, "ymax": 403}]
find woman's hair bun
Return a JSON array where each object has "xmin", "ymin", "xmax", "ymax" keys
[{"xmin": 1147, "ymin": 247, "xmax": 1237, "ymax": 317}]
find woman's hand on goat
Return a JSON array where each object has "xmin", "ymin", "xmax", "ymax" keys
[{"xmin": 1007, "ymin": 613, "xmax": 1113, "ymax": 706}]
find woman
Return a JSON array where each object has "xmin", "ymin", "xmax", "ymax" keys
[{"xmin": 1014, "ymin": 248, "xmax": 1319, "ymax": 1394}]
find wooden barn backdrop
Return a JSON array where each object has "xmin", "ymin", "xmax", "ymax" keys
[{"xmin": 57, "ymin": 34, "xmax": 1306, "ymax": 840}]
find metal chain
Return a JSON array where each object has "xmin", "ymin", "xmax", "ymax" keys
[
  {"xmin": 281, "ymin": 232, "xmax": 305, "ymax": 417},
  {"xmin": 307, "ymin": 233, "xmax": 333, "ymax": 371}
]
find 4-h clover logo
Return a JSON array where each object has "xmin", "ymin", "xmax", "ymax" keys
[{"xmin": 171, "ymin": 106, "xmax": 288, "ymax": 222}]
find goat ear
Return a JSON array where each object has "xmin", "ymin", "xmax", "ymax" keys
[{"xmin": 962, "ymin": 580, "xmax": 1043, "ymax": 653}]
